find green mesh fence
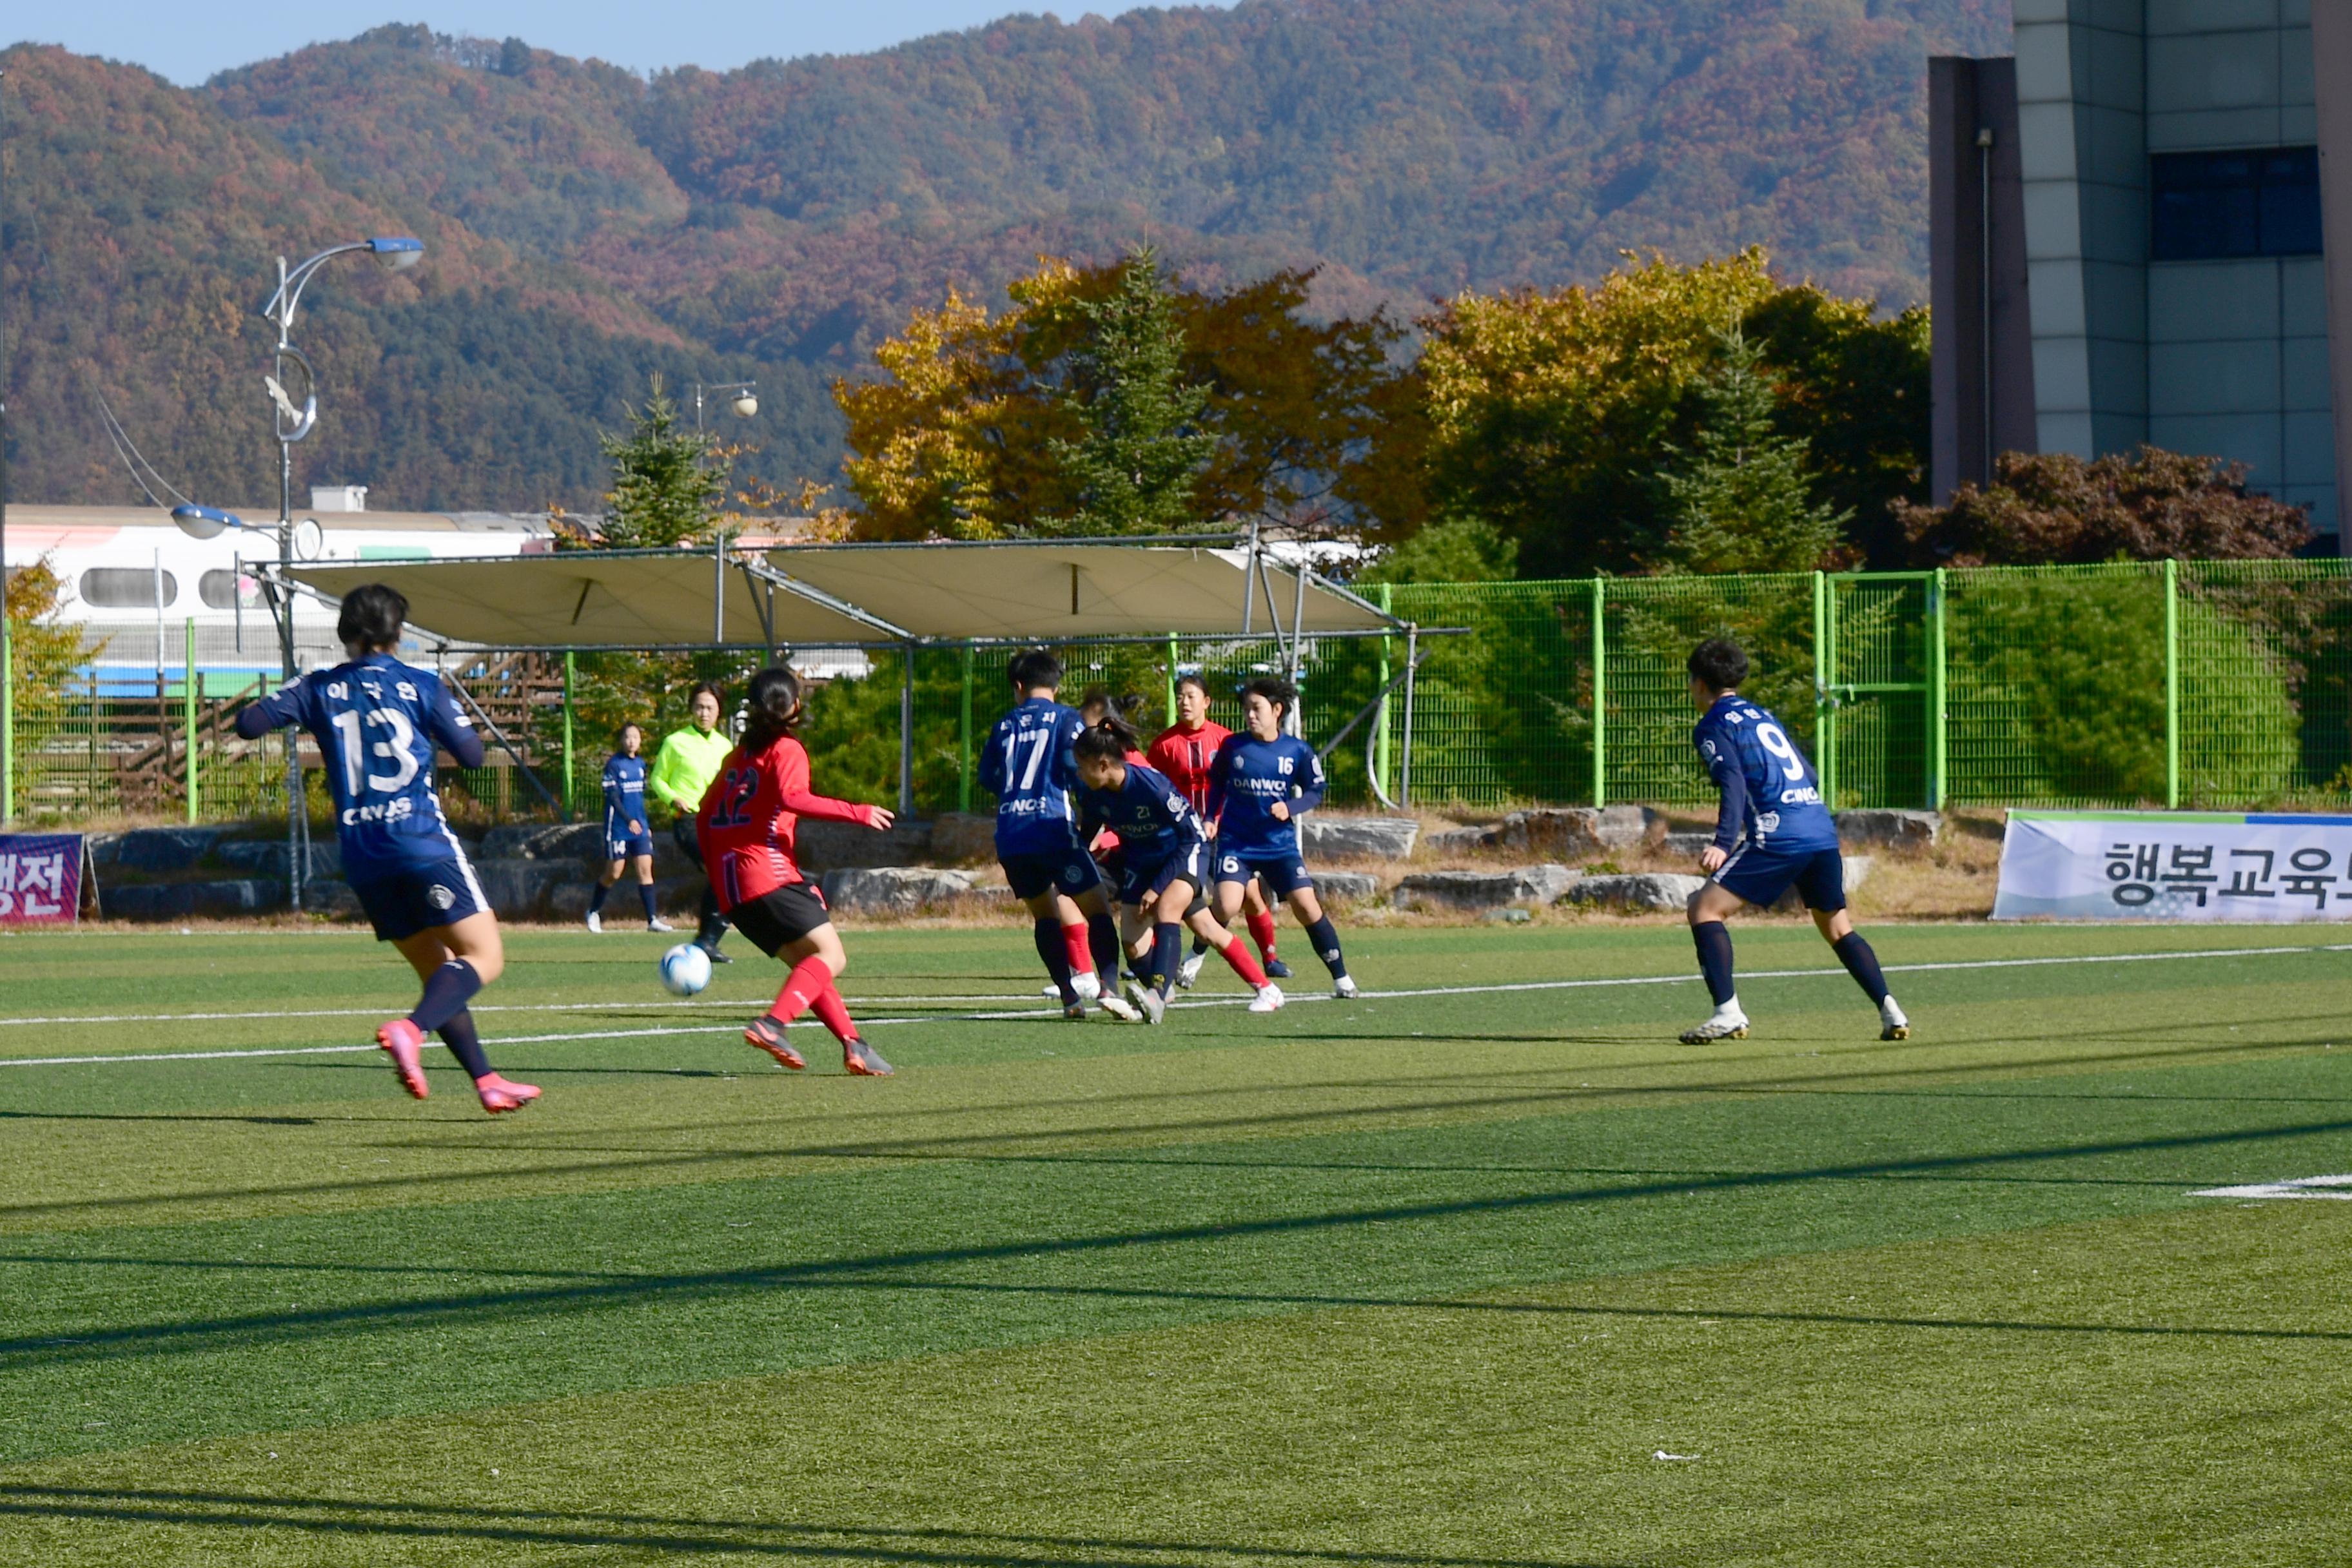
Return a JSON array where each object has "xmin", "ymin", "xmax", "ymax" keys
[{"xmin": 8, "ymin": 561, "xmax": 2350, "ymax": 828}]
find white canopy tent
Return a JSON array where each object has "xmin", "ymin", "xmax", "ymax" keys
[
  {"xmin": 284, "ymin": 537, "xmax": 1432, "ymax": 814},
  {"xmin": 288, "ymin": 537, "xmax": 1393, "ymax": 650}
]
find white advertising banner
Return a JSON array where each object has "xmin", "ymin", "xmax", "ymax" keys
[{"xmin": 1994, "ymin": 811, "xmax": 2352, "ymax": 922}]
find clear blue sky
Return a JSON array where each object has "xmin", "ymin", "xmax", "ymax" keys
[{"xmin": 10, "ymin": 3, "xmax": 1226, "ymax": 86}]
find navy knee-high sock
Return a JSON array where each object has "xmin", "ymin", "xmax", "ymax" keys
[
  {"xmin": 1691, "ymin": 921, "xmax": 1736, "ymax": 1007},
  {"xmin": 587, "ymin": 881, "xmax": 612, "ymax": 916},
  {"xmin": 1151, "ymin": 922, "xmax": 1184, "ymax": 996},
  {"xmin": 638, "ymin": 882, "xmax": 660, "ymax": 923},
  {"xmin": 438, "ymin": 1009, "xmax": 493, "ymax": 1081},
  {"xmin": 409, "ymin": 959, "xmax": 482, "ymax": 1035},
  {"xmin": 1034, "ymin": 917, "xmax": 1075, "ymax": 1001},
  {"xmin": 1087, "ymin": 912, "xmax": 1124, "ymax": 986},
  {"xmin": 1832, "ymin": 932, "xmax": 1890, "ymax": 1004},
  {"xmin": 1304, "ymin": 916, "xmax": 1348, "ymax": 980}
]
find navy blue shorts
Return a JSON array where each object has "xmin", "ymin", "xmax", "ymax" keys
[
  {"xmin": 607, "ymin": 831, "xmax": 655, "ymax": 861},
  {"xmin": 1712, "ymin": 842, "xmax": 1847, "ymax": 913},
  {"xmin": 348, "ymin": 858, "xmax": 489, "ymax": 943},
  {"xmin": 1213, "ymin": 848, "xmax": 1313, "ymax": 898},
  {"xmin": 1118, "ymin": 840, "xmax": 1208, "ymax": 906},
  {"xmin": 1001, "ymin": 849, "xmax": 1104, "ymax": 901}
]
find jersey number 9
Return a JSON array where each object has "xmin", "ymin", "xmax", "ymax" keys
[{"xmin": 1755, "ymin": 722, "xmax": 1807, "ymax": 782}]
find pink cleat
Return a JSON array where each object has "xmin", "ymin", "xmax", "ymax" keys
[
  {"xmin": 842, "ymin": 1038, "xmax": 894, "ymax": 1077},
  {"xmin": 475, "ymin": 1073, "xmax": 541, "ymax": 1114},
  {"xmin": 375, "ymin": 1018, "xmax": 430, "ymax": 1099},
  {"xmin": 744, "ymin": 1015, "xmax": 806, "ymax": 1071}
]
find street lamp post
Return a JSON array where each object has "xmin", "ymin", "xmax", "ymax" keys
[
  {"xmin": 175, "ymin": 235, "xmax": 422, "ymax": 910},
  {"xmin": 692, "ymin": 380, "xmax": 759, "ymax": 436}
]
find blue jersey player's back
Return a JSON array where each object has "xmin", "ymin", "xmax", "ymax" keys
[
  {"xmin": 979, "ymin": 696, "xmax": 1087, "ymax": 855},
  {"xmin": 245, "ymin": 651, "xmax": 482, "ymax": 877},
  {"xmin": 1692, "ymin": 694, "xmax": 1838, "ymax": 852}
]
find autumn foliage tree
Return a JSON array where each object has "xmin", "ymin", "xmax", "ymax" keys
[
  {"xmin": 1419, "ymin": 248, "xmax": 1926, "ymax": 577},
  {"xmin": 834, "ymin": 253, "xmax": 1421, "ymax": 540},
  {"xmin": 1895, "ymin": 447, "xmax": 2311, "ymax": 566}
]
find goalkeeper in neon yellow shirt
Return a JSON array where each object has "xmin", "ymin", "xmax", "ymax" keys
[{"xmin": 651, "ymin": 681, "xmax": 738, "ymax": 962}]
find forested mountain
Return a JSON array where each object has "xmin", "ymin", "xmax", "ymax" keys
[{"xmin": 3, "ymin": 0, "xmax": 2008, "ymax": 513}]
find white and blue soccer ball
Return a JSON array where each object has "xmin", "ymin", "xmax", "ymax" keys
[{"xmin": 659, "ymin": 942, "xmax": 712, "ymax": 997}]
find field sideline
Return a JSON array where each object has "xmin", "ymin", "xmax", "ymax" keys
[{"xmin": 1, "ymin": 920, "xmax": 2348, "ymax": 1565}]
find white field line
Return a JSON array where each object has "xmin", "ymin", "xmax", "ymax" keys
[
  {"xmin": 0, "ymin": 994, "xmax": 1047, "ymax": 1028},
  {"xmin": 2191, "ymin": 1175, "xmax": 2352, "ymax": 1201},
  {"xmin": 1, "ymin": 941, "xmax": 2344, "ymax": 1071}
]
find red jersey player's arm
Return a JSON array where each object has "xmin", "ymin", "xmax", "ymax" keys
[{"xmin": 770, "ymin": 739, "xmax": 887, "ymax": 827}]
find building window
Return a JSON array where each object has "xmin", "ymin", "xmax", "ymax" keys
[
  {"xmin": 79, "ymin": 567, "xmax": 179, "ymax": 609},
  {"xmin": 2151, "ymin": 146, "xmax": 2320, "ymax": 260},
  {"xmin": 197, "ymin": 569, "xmax": 251, "ymax": 609}
]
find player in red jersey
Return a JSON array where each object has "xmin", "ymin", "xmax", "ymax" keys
[
  {"xmin": 1148, "ymin": 673, "xmax": 1286, "ymax": 986},
  {"xmin": 700, "ymin": 665, "xmax": 897, "ymax": 1076}
]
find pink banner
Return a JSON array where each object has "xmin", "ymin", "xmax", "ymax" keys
[{"xmin": 0, "ymin": 835, "xmax": 86, "ymax": 925}]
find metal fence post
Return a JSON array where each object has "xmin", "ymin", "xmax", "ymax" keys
[
  {"xmin": 1928, "ymin": 567, "xmax": 1949, "ymax": 810},
  {"xmin": 959, "ymin": 643, "xmax": 974, "ymax": 815},
  {"xmin": 1812, "ymin": 571, "xmax": 1833, "ymax": 808},
  {"xmin": 1373, "ymin": 585, "xmax": 1393, "ymax": 799},
  {"xmin": 1399, "ymin": 623, "xmax": 1418, "ymax": 809},
  {"xmin": 2163, "ymin": 557, "xmax": 2180, "ymax": 809},
  {"xmin": 184, "ymin": 618, "xmax": 197, "ymax": 823},
  {"xmin": 1, "ymin": 622, "xmax": 12, "ymax": 824},
  {"xmin": 1164, "ymin": 632, "xmax": 1179, "ymax": 727},
  {"xmin": 898, "ymin": 643, "xmax": 915, "ymax": 818},
  {"xmin": 562, "ymin": 651, "xmax": 576, "ymax": 818},
  {"xmin": 1589, "ymin": 577, "xmax": 1606, "ymax": 808}
]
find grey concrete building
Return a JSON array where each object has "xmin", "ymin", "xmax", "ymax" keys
[{"xmin": 1932, "ymin": 0, "xmax": 2349, "ymax": 553}]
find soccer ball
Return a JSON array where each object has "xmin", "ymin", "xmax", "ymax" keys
[{"xmin": 659, "ymin": 942, "xmax": 712, "ymax": 997}]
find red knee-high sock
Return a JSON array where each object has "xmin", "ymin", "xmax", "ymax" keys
[
  {"xmin": 1061, "ymin": 921, "xmax": 1095, "ymax": 978},
  {"xmin": 767, "ymin": 955, "xmax": 835, "ymax": 1026},
  {"xmin": 1247, "ymin": 911, "xmax": 1279, "ymax": 961},
  {"xmin": 1220, "ymin": 936, "xmax": 1268, "ymax": 987},
  {"xmin": 810, "ymin": 980, "xmax": 859, "ymax": 1044}
]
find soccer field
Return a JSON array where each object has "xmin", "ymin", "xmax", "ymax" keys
[{"xmin": 1, "ymin": 919, "xmax": 2349, "ymax": 1565}]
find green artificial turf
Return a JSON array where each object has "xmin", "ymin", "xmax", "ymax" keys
[{"xmin": 1, "ymin": 919, "xmax": 2347, "ymax": 1563}]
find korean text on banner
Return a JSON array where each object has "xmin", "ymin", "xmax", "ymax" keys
[
  {"xmin": 0, "ymin": 834, "xmax": 86, "ymax": 926},
  {"xmin": 1994, "ymin": 812, "xmax": 2352, "ymax": 922}
]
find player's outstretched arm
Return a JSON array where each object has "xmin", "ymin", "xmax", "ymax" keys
[{"xmin": 232, "ymin": 678, "xmax": 308, "ymax": 739}]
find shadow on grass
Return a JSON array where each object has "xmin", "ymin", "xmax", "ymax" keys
[
  {"xmin": 7, "ymin": 1113, "xmax": 2351, "ymax": 1368},
  {"xmin": 0, "ymin": 1486, "xmax": 1611, "ymax": 1567}
]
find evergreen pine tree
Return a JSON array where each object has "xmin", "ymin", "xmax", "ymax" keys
[
  {"xmin": 598, "ymin": 377, "xmax": 723, "ymax": 548},
  {"xmin": 1041, "ymin": 248, "xmax": 1219, "ymax": 536},
  {"xmin": 1658, "ymin": 330, "xmax": 1850, "ymax": 574}
]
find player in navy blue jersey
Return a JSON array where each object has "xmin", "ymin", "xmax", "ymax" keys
[
  {"xmin": 1073, "ymin": 727, "xmax": 1283, "ymax": 1023},
  {"xmin": 1207, "ymin": 676, "xmax": 1357, "ymax": 999},
  {"xmin": 1680, "ymin": 638, "xmax": 1909, "ymax": 1044},
  {"xmin": 977, "ymin": 649, "xmax": 1137, "ymax": 1021},
  {"xmin": 586, "ymin": 722, "xmax": 672, "ymax": 934},
  {"xmin": 233, "ymin": 583, "xmax": 540, "ymax": 1112}
]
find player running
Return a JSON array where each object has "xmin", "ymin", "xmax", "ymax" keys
[
  {"xmin": 1148, "ymin": 672, "xmax": 1287, "ymax": 988},
  {"xmin": 978, "ymin": 651, "xmax": 1137, "ymax": 1022},
  {"xmin": 1678, "ymin": 638, "xmax": 1910, "ymax": 1044},
  {"xmin": 700, "ymin": 666, "xmax": 897, "ymax": 1076},
  {"xmin": 233, "ymin": 583, "xmax": 538, "ymax": 1113},
  {"xmin": 650, "ymin": 682, "xmax": 735, "ymax": 964},
  {"xmin": 585, "ymin": 722, "xmax": 672, "ymax": 934},
  {"xmin": 1207, "ymin": 676, "xmax": 1357, "ymax": 999},
  {"xmin": 1074, "ymin": 728, "xmax": 1283, "ymax": 1023}
]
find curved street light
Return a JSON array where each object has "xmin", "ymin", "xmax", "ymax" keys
[{"xmin": 173, "ymin": 235, "xmax": 423, "ymax": 912}]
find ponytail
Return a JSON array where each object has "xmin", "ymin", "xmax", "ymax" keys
[{"xmin": 741, "ymin": 666, "xmax": 805, "ymax": 754}]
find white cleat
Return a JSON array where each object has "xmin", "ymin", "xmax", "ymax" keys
[
  {"xmin": 647, "ymin": 917, "xmax": 676, "ymax": 932},
  {"xmin": 1879, "ymin": 997, "xmax": 1911, "ymax": 1041},
  {"xmin": 1097, "ymin": 985, "xmax": 1142, "ymax": 1023},
  {"xmin": 1176, "ymin": 952, "xmax": 1207, "ymax": 990},
  {"xmin": 1248, "ymin": 983, "xmax": 1286, "ymax": 1014},
  {"xmin": 1070, "ymin": 970, "xmax": 1103, "ymax": 1004},
  {"xmin": 1135, "ymin": 986, "xmax": 1167, "ymax": 1025},
  {"xmin": 584, "ymin": 911, "xmax": 602, "ymax": 934},
  {"xmin": 1041, "ymin": 983, "xmax": 1063, "ymax": 1000},
  {"xmin": 1680, "ymin": 1004, "xmax": 1750, "ymax": 1044},
  {"xmin": 1332, "ymin": 975, "xmax": 1359, "ymax": 1001}
]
